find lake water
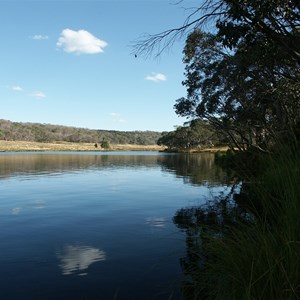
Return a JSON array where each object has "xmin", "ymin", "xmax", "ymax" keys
[{"xmin": 0, "ymin": 152, "xmax": 228, "ymax": 299}]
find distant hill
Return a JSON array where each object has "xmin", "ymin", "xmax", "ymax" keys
[{"xmin": 0, "ymin": 119, "xmax": 162, "ymax": 145}]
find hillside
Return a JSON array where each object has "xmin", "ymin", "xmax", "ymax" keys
[{"xmin": 0, "ymin": 119, "xmax": 162, "ymax": 145}]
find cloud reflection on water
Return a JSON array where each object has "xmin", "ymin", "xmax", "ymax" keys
[
  {"xmin": 57, "ymin": 245, "xmax": 106, "ymax": 276},
  {"xmin": 33, "ymin": 199, "xmax": 46, "ymax": 209},
  {"xmin": 145, "ymin": 217, "xmax": 166, "ymax": 228},
  {"xmin": 11, "ymin": 207, "xmax": 22, "ymax": 215}
]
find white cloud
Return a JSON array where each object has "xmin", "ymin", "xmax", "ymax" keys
[
  {"xmin": 12, "ymin": 86, "xmax": 23, "ymax": 92},
  {"xmin": 32, "ymin": 35, "xmax": 49, "ymax": 40},
  {"xmin": 57, "ymin": 29, "xmax": 107, "ymax": 54},
  {"xmin": 110, "ymin": 112, "xmax": 127, "ymax": 123},
  {"xmin": 145, "ymin": 72, "xmax": 167, "ymax": 82},
  {"xmin": 110, "ymin": 112, "xmax": 121, "ymax": 117},
  {"xmin": 30, "ymin": 91, "xmax": 46, "ymax": 99}
]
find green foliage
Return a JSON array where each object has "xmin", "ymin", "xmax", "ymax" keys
[
  {"xmin": 157, "ymin": 119, "xmax": 223, "ymax": 151},
  {"xmin": 174, "ymin": 0, "xmax": 300, "ymax": 152},
  {"xmin": 0, "ymin": 119, "xmax": 162, "ymax": 145},
  {"xmin": 100, "ymin": 140, "xmax": 110, "ymax": 149}
]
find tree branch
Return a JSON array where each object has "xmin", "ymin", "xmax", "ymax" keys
[{"xmin": 131, "ymin": 0, "xmax": 225, "ymax": 58}]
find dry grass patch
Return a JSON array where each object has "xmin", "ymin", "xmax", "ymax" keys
[{"xmin": 0, "ymin": 140, "xmax": 166, "ymax": 152}]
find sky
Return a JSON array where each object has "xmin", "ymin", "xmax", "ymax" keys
[{"xmin": 0, "ymin": 0, "xmax": 199, "ymax": 132}]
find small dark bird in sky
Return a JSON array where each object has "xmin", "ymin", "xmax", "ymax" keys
[{"xmin": 135, "ymin": 54, "xmax": 137, "ymax": 58}]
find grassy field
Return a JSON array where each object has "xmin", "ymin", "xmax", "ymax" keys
[
  {"xmin": 0, "ymin": 140, "xmax": 229, "ymax": 152},
  {"xmin": 0, "ymin": 140, "xmax": 166, "ymax": 152}
]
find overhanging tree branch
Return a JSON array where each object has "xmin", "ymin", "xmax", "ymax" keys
[{"xmin": 132, "ymin": 0, "xmax": 225, "ymax": 57}]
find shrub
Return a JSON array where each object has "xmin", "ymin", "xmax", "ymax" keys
[{"xmin": 101, "ymin": 140, "xmax": 110, "ymax": 149}]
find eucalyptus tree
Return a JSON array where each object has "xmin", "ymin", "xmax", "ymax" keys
[
  {"xmin": 175, "ymin": 1, "xmax": 300, "ymax": 151},
  {"xmin": 157, "ymin": 120, "xmax": 218, "ymax": 151},
  {"xmin": 135, "ymin": 0, "xmax": 300, "ymax": 151}
]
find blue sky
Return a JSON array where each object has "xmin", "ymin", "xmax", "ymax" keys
[{"xmin": 0, "ymin": 0, "xmax": 197, "ymax": 132}]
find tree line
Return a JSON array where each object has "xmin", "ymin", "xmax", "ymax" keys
[
  {"xmin": 157, "ymin": 119, "xmax": 226, "ymax": 151},
  {"xmin": 0, "ymin": 119, "xmax": 162, "ymax": 145}
]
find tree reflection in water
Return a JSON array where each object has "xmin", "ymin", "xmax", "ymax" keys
[
  {"xmin": 160, "ymin": 153, "xmax": 229, "ymax": 186},
  {"xmin": 173, "ymin": 183, "xmax": 253, "ymax": 299}
]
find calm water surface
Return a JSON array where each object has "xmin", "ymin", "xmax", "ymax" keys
[{"xmin": 0, "ymin": 152, "xmax": 228, "ymax": 299}]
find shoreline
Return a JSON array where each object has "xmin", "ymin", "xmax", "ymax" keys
[
  {"xmin": 0, "ymin": 140, "xmax": 228, "ymax": 153},
  {"xmin": 0, "ymin": 140, "xmax": 165, "ymax": 152}
]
